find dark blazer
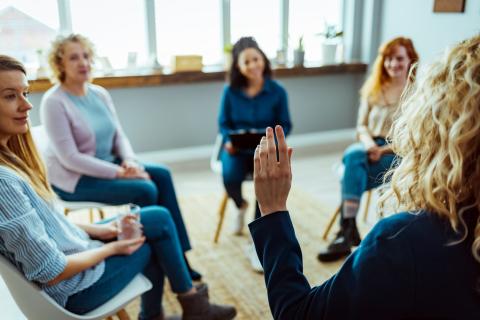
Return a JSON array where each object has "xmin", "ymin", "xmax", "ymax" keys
[{"xmin": 249, "ymin": 211, "xmax": 480, "ymax": 319}]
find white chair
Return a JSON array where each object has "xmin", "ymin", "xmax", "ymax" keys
[
  {"xmin": 30, "ymin": 125, "xmax": 109, "ymax": 223},
  {"xmin": 0, "ymin": 254, "xmax": 152, "ymax": 320}
]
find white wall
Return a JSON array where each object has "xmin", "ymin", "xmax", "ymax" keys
[
  {"xmin": 379, "ymin": 0, "xmax": 479, "ymax": 65},
  {"xmin": 28, "ymin": 73, "xmax": 365, "ymax": 152}
]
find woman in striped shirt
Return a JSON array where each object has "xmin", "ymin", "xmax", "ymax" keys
[{"xmin": 0, "ymin": 55, "xmax": 236, "ymax": 320}]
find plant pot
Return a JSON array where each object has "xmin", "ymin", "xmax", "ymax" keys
[
  {"xmin": 321, "ymin": 43, "xmax": 337, "ymax": 65},
  {"xmin": 293, "ymin": 50, "xmax": 305, "ymax": 67},
  {"xmin": 224, "ymin": 52, "xmax": 232, "ymax": 70}
]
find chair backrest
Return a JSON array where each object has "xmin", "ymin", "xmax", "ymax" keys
[
  {"xmin": 30, "ymin": 125, "xmax": 49, "ymax": 158},
  {"xmin": 0, "ymin": 254, "xmax": 152, "ymax": 320},
  {"xmin": 0, "ymin": 254, "xmax": 82, "ymax": 320},
  {"xmin": 210, "ymin": 134, "xmax": 223, "ymax": 174}
]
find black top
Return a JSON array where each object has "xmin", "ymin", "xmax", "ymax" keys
[{"xmin": 249, "ymin": 210, "xmax": 480, "ymax": 319}]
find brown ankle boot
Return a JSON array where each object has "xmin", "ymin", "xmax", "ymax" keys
[{"xmin": 177, "ymin": 283, "xmax": 237, "ymax": 320}]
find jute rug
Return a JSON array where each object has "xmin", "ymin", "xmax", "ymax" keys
[{"xmin": 69, "ymin": 187, "xmax": 376, "ymax": 319}]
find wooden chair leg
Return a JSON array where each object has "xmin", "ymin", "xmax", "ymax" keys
[
  {"xmin": 99, "ymin": 208, "xmax": 105, "ymax": 220},
  {"xmin": 64, "ymin": 208, "xmax": 70, "ymax": 217},
  {"xmin": 116, "ymin": 308, "xmax": 130, "ymax": 320},
  {"xmin": 88, "ymin": 208, "xmax": 94, "ymax": 223},
  {"xmin": 106, "ymin": 317, "xmax": 114, "ymax": 320},
  {"xmin": 322, "ymin": 205, "xmax": 341, "ymax": 240},
  {"xmin": 362, "ymin": 190, "xmax": 373, "ymax": 222},
  {"xmin": 213, "ymin": 193, "xmax": 229, "ymax": 243}
]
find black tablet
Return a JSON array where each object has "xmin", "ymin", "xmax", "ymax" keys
[{"xmin": 229, "ymin": 131, "xmax": 264, "ymax": 150}]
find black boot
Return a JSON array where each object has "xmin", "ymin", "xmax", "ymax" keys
[
  {"xmin": 184, "ymin": 254, "xmax": 202, "ymax": 281},
  {"xmin": 317, "ymin": 217, "xmax": 361, "ymax": 262}
]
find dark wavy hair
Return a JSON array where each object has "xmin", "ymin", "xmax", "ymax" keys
[{"xmin": 229, "ymin": 37, "xmax": 272, "ymax": 89}]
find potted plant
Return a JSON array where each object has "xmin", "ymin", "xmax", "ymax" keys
[
  {"xmin": 317, "ymin": 24, "xmax": 343, "ymax": 64},
  {"xmin": 223, "ymin": 44, "xmax": 233, "ymax": 70},
  {"xmin": 293, "ymin": 36, "xmax": 305, "ymax": 67}
]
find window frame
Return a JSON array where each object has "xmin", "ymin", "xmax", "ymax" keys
[{"xmin": 49, "ymin": 0, "xmax": 354, "ymax": 75}]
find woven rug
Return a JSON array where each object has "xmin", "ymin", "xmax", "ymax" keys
[{"xmin": 70, "ymin": 187, "xmax": 372, "ymax": 319}]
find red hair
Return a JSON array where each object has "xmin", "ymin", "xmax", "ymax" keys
[{"xmin": 360, "ymin": 37, "xmax": 419, "ymax": 104}]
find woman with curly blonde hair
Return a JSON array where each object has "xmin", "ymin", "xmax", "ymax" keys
[
  {"xmin": 319, "ymin": 36, "xmax": 419, "ymax": 262},
  {"xmin": 248, "ymin": 34, "xmax": 480, "ymax": 319},
  {"xmin": 384, "ymin": 34, "xmax": 480, "ymax": 257}
]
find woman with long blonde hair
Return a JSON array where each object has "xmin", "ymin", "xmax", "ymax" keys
[
  {"xmin": 318, "ymin": 36, "xmax": 419, "ymax": 262},
  {"xmin": 249, "ymin": 34, "xmax": 480, "ymax": 319},
  {"xmin": 0, "ymin": 55, "xmax": 235, "ymax": 320}
]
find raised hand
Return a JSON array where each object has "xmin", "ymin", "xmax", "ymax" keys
[{"xmin": 253, "ymin": 126, "xmax": 293, "ymax": 216}]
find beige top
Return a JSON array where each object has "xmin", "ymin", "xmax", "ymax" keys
[{"xmin": 356, "ymin": 98, "xmax": 398, "ymax": 147}]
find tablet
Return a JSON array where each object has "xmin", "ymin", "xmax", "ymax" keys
[{"xmin": 229, "ymin": 131, "xmax": 264, "ymax": 150}]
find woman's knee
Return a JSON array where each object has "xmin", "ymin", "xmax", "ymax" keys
[
  {"xmin": 222, "ymin": 171, "xmax": 244, "ymax": 186},
  {"xmin": 343, "ymin": 143, "xmax": 368, "ymax": 164},
  {"xmin": 132, "ymin": 181, "xmax": 158, "ymax": 206},
  {"xmin": 141, "ymin": 206, "xmax": 176, "ymax": 238}
]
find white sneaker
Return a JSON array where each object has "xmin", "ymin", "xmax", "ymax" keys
[
  {"xmin": 245, "ymin": 243, "xmax": 263, "ymax": 273},
  {"xmin": 232, "ymin": 201, "xmax": 248, "ymax": 235}
]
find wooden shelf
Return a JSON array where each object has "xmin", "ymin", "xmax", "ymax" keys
[{"xmin": 29, "ymin": 63, "xmax": 367, "ymax": 93}]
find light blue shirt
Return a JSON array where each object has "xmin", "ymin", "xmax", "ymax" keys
[
  {"xmin": 0, "ymin": 166, "xmax": 105, "ymax": 307},
  {"xmin": 66, "ymin": 89, "xmax": 116, "ymax": 162}
]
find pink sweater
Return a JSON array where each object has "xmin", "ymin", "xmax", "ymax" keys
[{"xmin": 40, "ymin": 84, "xmax": 136, "ymax": 192}]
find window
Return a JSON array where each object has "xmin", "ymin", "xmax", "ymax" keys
[
  {"xmin": 70, "ymin": 0, "xmax": 148, "ymax": 71},
  {"xmin": 289, "ymin": 0, "xmax": 342, "ymax": 63},
  {"xmin": 0, "ymin": 0, "xmax": 59, "ymax": 77},
  {"xmin": 230, "ymin": 0, "xmax": 280, "ymax": 58},
  {"xmin": 155, "ymin": 0, "xmax": 222, "ymax": 67}
]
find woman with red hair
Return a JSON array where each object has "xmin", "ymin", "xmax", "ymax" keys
[{"xmin": 318, "ymin": 37, "xmax": 419, "ymax": 262}]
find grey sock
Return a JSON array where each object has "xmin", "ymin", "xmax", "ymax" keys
[{"xmin": 343, "ymin": 201, "xmax": 360, "ymax": 219}]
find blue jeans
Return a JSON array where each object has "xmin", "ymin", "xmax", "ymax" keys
[
  {"xmin": 53, "ymin": 163, "xmax": 191, "ymax": 252},
  {"xmin": 65, "ymin": 206, "xmax": 192, "ymax": 319},
  {"xmin": 221, "ymin": 149, "xmax": 261, "ymax": 219},
  {"xmin": 341, "ymin": 138, "xmax": 396, "ymax": 204}
]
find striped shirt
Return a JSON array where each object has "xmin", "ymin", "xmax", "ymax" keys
[{"xmin": 0, "ymin": 166, "xmax": 105, "ymax": 307}]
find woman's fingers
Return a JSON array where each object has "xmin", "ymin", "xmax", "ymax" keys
[
  {"xmin": 275, "ymin": 125, "xmax": 289, "ymax": 169},
  {"xmin": 266, "ymin": 127, "xmax": 277, "ymax": 168},
  {"xmin": 259, "ymin": 136, "xmax": 268, "ymax": 172},
  {"xmin": 254, "ymin": 145, "xmax": 261, "ymax": 178}
]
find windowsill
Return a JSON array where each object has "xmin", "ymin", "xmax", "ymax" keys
[{"xmin": 28, "ymin": 62, "xmax": 367, "ymax": 93}]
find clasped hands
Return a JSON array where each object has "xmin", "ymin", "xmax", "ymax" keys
[
  {"xmin": 117, "ymin": 159, "xmax": 150, "ymax": 180},
  {"xmin": 254, "ymin": 126, "xmax": 293, "ymax": 216},
  {"xmin": 367, "ymin": 145, "xmax": 390, "ymax": 162}
]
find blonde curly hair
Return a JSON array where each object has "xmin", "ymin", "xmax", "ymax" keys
[
  {"xmin": 48, "ymin": 34, "xmax": 95, "ymax": 83},
  {"xmin": 381, "ymin": 34, "xmax": 480, "ymax": 261}
]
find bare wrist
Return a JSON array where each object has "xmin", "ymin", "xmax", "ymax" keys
[
  {"xmin": 103, "ymin": 242, "xmax": 118, "ymax": 256},
  {"xmin": 259, "ymin": 205, "xmax": 287, "ymax": 216},
  {"xmin": 116, "ymin": 167, "xmax": 125, "ymax": 178}
]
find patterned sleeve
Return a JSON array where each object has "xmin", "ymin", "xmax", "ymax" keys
[{"xmin": 0, "ymin": 179, "xmax": 67, "ymax": 283}]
